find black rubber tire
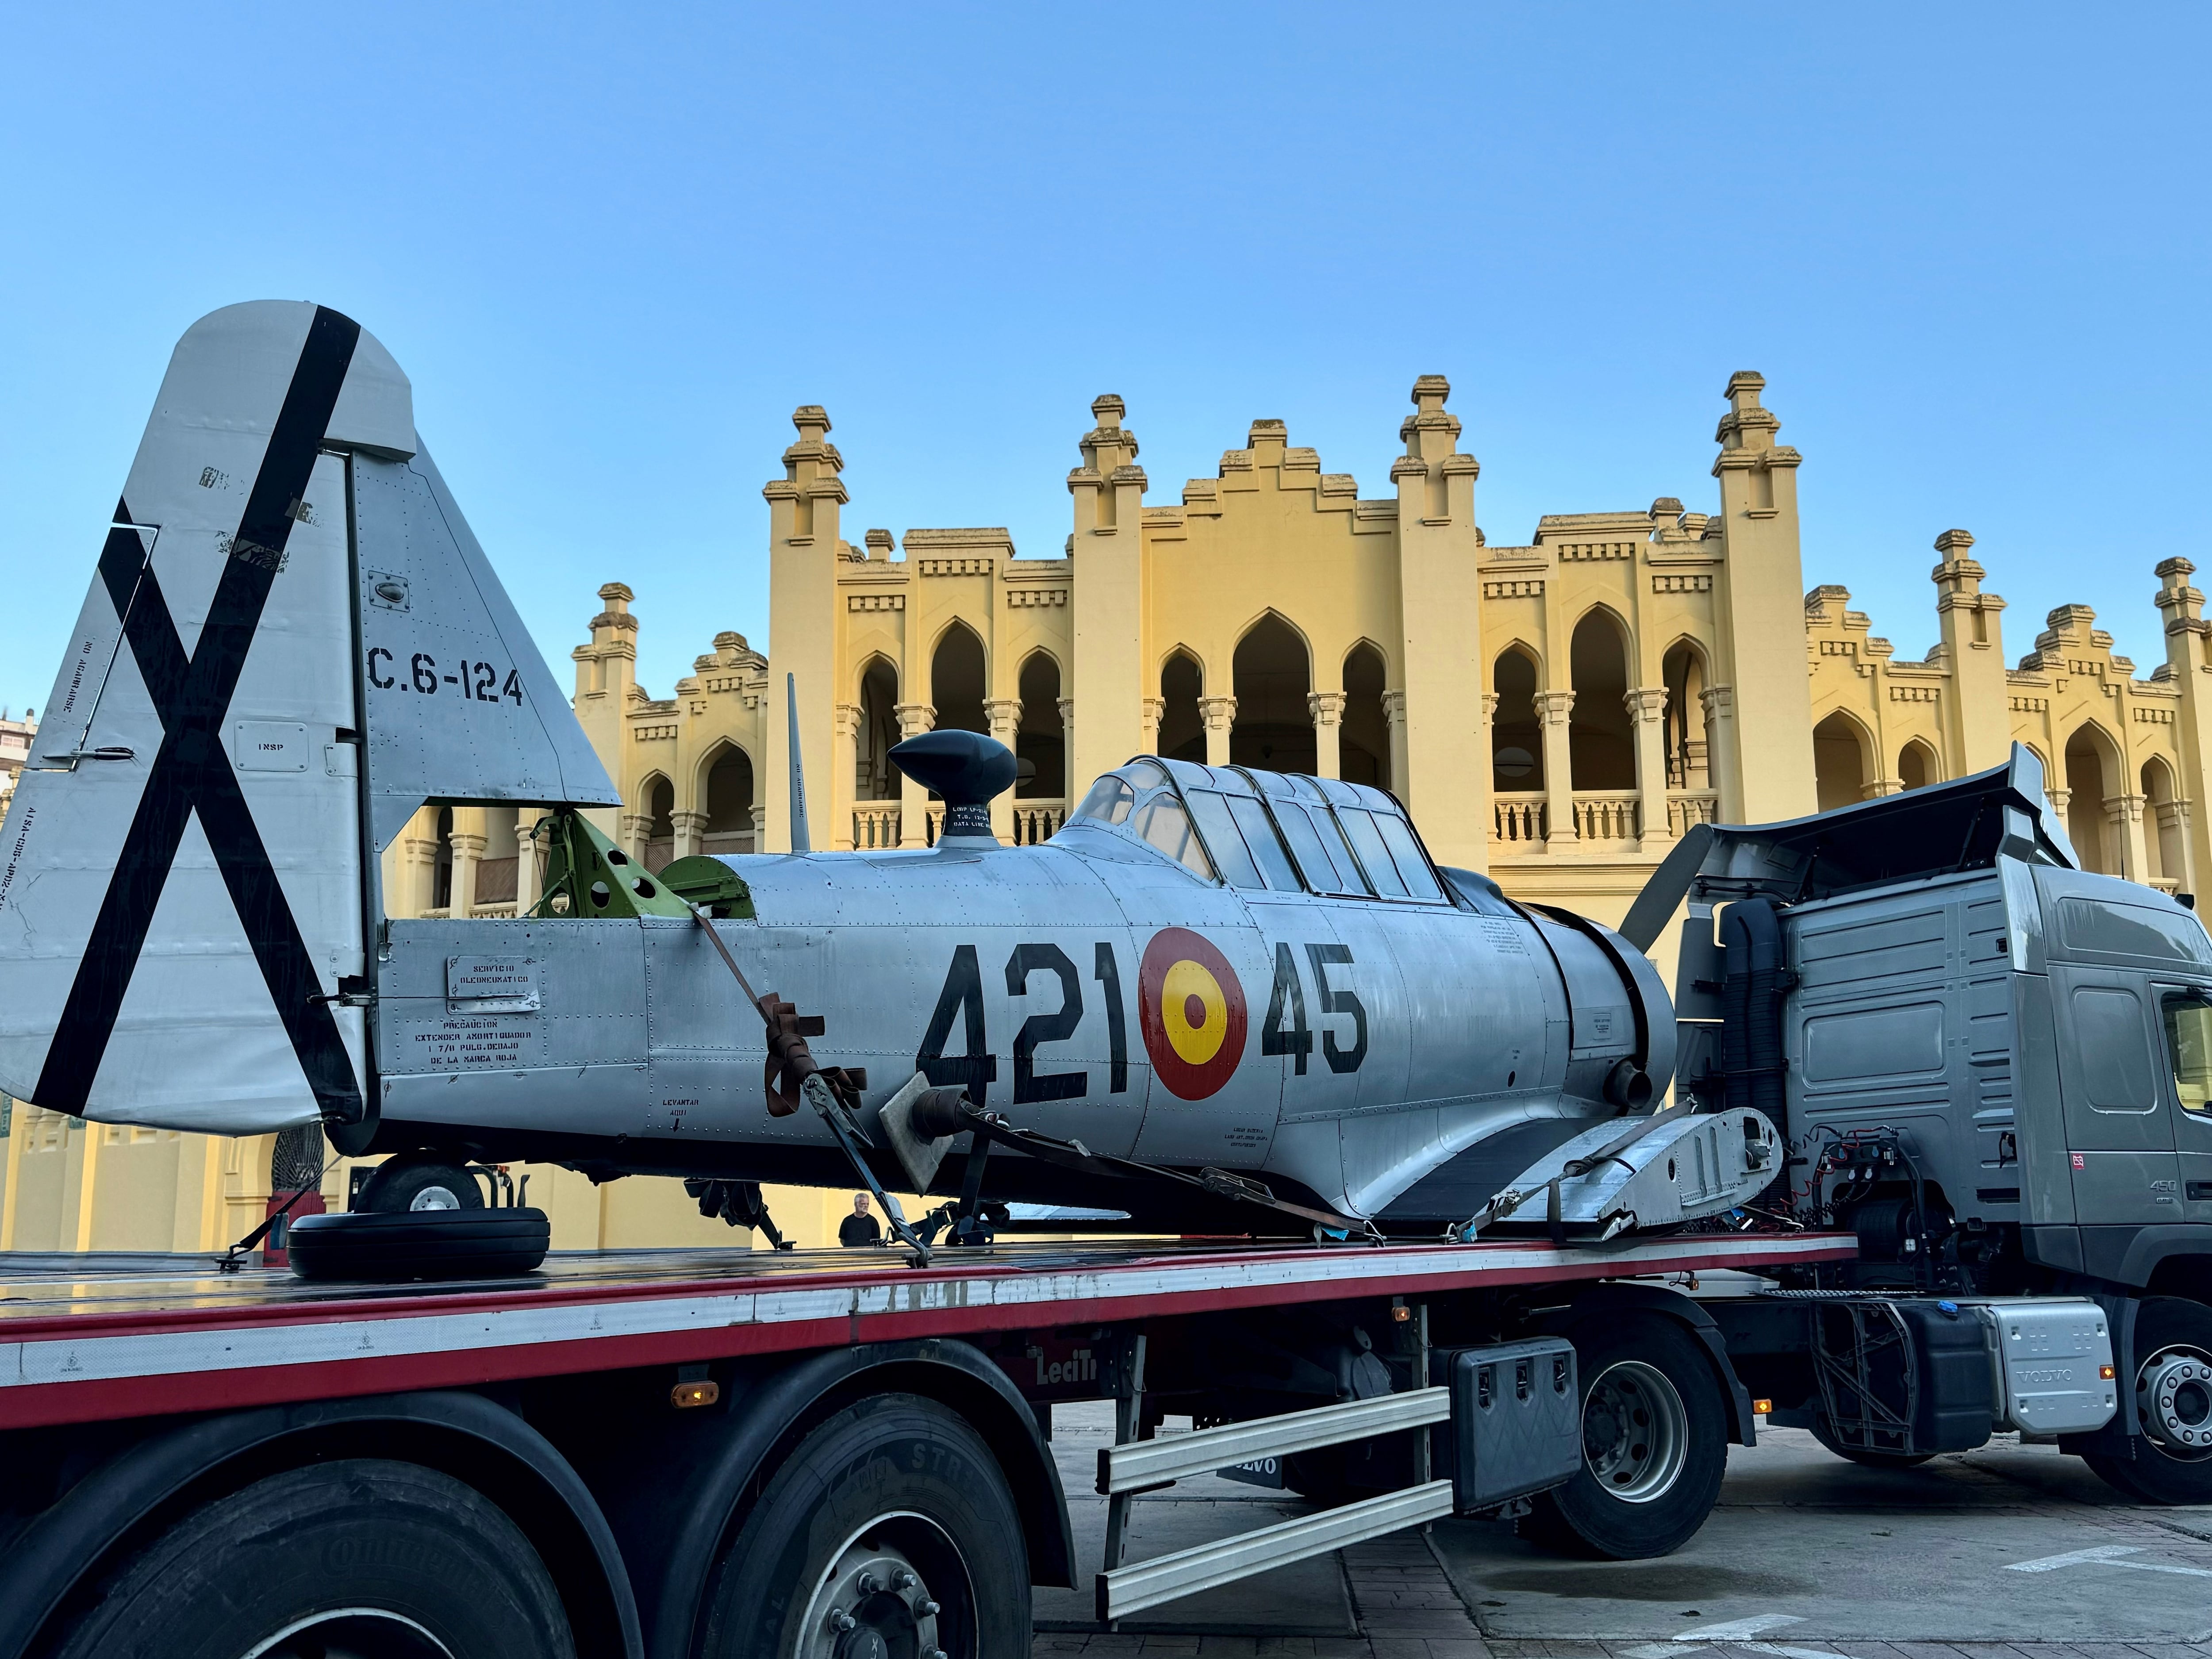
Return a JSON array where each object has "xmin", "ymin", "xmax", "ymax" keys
[
  {"xmin": 2086, "ymin": 1296, "xmax": 2212, "ymax": 1505},
  {"xmin": 695, "ymin": 1392, "xmax": 1031, "ymax": 1659},
  {"xmin": 1281, "ymin": 1444, "xmax": 1360, "ymax": 1505},
  {"xmin": 288, "ymin": 1207, "xmax": 550, "ymax": 1281},
  {"xmin": 1808, "ymin": 1417, "xmax": 1936, "ymax": 1469},
  {"xmin": 45, "ymin": 1458, "xmax": 573, "ymax": 1659},
  {"xmin": 1520, "ymin": 1314, "xmax": 1730, "ymax": 1560},
  {"xmin": 357, "ymin": 1157, "xmax": 485, "ymax": 1213}
]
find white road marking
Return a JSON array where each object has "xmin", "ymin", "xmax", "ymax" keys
[
  {"xmin": 2006, "ymin": 1544, "xmax": 2146, "ymax": 1572},
  {"xmin": 1621, "ymin": 1623, "xmax": 1837, "ymax": 1659},
  {"xmin": 2005, "ymin": 1543, "xmax": 2212, "ymax": 1579},
  {"xmin": 1678, "ymin": 1615, "xmax": 1806, "ymax": 1641}
]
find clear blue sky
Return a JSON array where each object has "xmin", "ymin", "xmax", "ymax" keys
[{"xmin": 3, "ymin": 6, "xmax": 2206, "ymax": 711}]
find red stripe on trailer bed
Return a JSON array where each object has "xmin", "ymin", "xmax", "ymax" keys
[{"xmin": 0, "ymin": 1232, "xmax": 1851, "ymax": 1430}]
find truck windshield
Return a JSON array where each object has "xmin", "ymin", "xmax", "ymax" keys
[{"xmin": 2162, "ymin": 992, "xmax": 2212, "ymax": 1116}]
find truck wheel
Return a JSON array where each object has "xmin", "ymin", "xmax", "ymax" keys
[
  {"xmin": 2086, "ymin": 1296, "xmax": 2212, "ymax": 1505},
  {"xmin": 696, "ymin": 1392, "xmax": 1030, "ymax": 1659},
  {"xmin": 1520, "ymin": 1315, "xmax": 1728, "ymax": 1559},
  {"xmin": 1281, "ymin": 1445, "xmax": 1358, "ymax": 1505},
  {"xmin": 46, "ymin": 1458, "xmax": 572, "ymax": 1659}
]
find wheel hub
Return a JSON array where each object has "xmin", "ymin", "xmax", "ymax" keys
[
  {"xmin": 1582, "ymin": 1359, "xmax": 1690, "ymax": 1503},
  {"xmin": 2140, "ymin": 1348, "xmax": 2212, "ymax": 1455},
  {"xmin": 242, "ymin": 1608, "xmax": 453, "ymax": 1659},
  {"xmin": 801, "ymin": 1541, "xmax": 943, "ymax": 1659}
]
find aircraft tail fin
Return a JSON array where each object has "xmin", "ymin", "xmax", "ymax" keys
[{"xmin": 0, "ymin": 301, "xmax": 617, "ymax": 1134}]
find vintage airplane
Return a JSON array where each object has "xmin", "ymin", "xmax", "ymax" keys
[{"xmin": 0, "ymin": 302, "xmax": 1778, "ymax": 1267}]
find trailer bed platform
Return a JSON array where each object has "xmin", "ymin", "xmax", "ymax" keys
[{"xmin": 0, "ymin": 1231, "xmax": 1850, "ymax": 1430}]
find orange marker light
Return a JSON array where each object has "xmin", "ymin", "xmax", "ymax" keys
[
  {"xmin": 2100, "ymin": 1365, "xmax": 2116, "ymax": 1380},
  {"xmin": 1752, "ymin": 1398, "xmax": 1774, "ymax": 1415},
  {"xmin": 672, "ymin": 1380, "xmax": 721, "ymax": 1409}
]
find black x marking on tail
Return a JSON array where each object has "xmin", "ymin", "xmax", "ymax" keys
[{"xmin": 34, "ymin": 307, "xmax": 366, "ymax": 1122}]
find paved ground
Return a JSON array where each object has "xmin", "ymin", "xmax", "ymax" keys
[{"xmin": 1034, "ymin": 1404, "xmax": 2212, "ymax": 1659}]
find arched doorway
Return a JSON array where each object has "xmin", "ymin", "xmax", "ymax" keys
[
  {"xmin": 2144, "ymin": 756, "xmax": 2183, "ymax": 887},
  {"xmin": 1491, "ymin": 646, "xmax": 1543, "ymax": 793},
  {"xmin": 2065, "ymin": 725, "xmax": 2117, "ymax": 874},
  {"xmin": 1341, "ymin": 643, "xmax": 1389, "ymax": 789},
  {"xmin": 1813, "ymin": 714, "xmax": 1870, "ymax": 812},
  {"xmin": 1159, "ymin": 652, "xmax": 1204, "ymax": 762},
  {"xmin": 1659, "ymin": 640, "xmax": 1708, "ymax": 788},
  {"xmin": 1898, "ymin": 740, "xmax": 1938, "ymax": 792},
  {"xmin": 856, "ymin": 657, "xmax": 899, "ymax": 800},
  {"xmin": 1568, "ymin": 611, "xmax": 1633, "ymax": 789},
  {"xmin": 1017, "ymin": 652, "xmax": 1065, "ymax": 799},
  {"xmin": 702, "ymin": 745, "xmax": 755, "ymax": 855},
  {"xmin": 931, "ymin": 623, "xmax": 987, "ymax": 735},
  {"xmin": 431, "ymin": 806, "xmax": 454, "ymax": 912},
  {"xmin": 642, "ymin": 775, "xmax": 675, "ymax": 872},
  {"xmin": 1231, "ymin": 614, "xmax": 1315, "ymax": 774}
]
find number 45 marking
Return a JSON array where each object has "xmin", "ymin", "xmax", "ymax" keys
[{"xmin": 1262, "ymin": 943, "xmax": 1366, "ymax": 1075}]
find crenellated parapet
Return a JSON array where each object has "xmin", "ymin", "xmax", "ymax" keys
[{"xmin": 544, "ymin": 366, "xmax": 2212, "ymax": 950}]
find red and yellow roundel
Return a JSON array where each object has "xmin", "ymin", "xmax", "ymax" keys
[{"xmin": 1138, "ymin": 928, "xmax": 1248, "ymax": 1100}]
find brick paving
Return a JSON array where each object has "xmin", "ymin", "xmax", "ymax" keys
[
  {"xmin": 1028, "ymin": 1535, "xmax": 2212, "ymax": 1659},
  {"xmin": 1033, "ymin": 1530, "xmax": 1497, "ymax": 1659}
]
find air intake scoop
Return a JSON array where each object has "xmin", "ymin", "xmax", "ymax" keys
[{"xmin": 890, "ymin": 730, "xmax": 1018, "ymax": 842}]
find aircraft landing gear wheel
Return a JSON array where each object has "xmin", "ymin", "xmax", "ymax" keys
[
  {"xmin": 286, "ymin": 1152, "xmax": 546, "ymax": 1282},
  {"xmin": 284, "ymin": 1207, "xmax": 551, "ymax": 1281},
  {"xmin": 43, "ymin": 1459, "xmax": 573, "ymax": 1659},
  {"xmin": 697, "ymin": 1393, "xmax": 1030, "ymax": 1659},
  {"xmin": 1521, "ymin": 1314, "xmax": 1728, "ymax": 1559},
  {"xmin": 2087, "ymin": 1297, "xmax": 2212, "ymax": 1505},
  {"xmin": 357, "ymin": 1156, "xmax": 485, "ymax": 1213}
]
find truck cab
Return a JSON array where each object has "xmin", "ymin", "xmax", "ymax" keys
[{"xmin": 1631, "ymin": 744, "xmax": 2212, "ymax": 1501}]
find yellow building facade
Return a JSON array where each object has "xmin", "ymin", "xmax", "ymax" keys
[{"xmin": 9, "ymin": 370, "xmax": 2212, "ymax": 1253}]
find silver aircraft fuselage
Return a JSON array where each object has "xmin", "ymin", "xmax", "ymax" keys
[{"xmin": 372, "ymin": 760, "xmax": 1671, "ymax": 1223}]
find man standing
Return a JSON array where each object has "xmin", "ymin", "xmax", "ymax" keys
[{"xmin": 838, "ymin": 1192, "xmax": 883, "ymax": 1247}]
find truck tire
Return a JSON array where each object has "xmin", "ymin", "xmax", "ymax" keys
[
  {"xmin": 45, "ymin": 1458, "xmax": 573, "ymax": 1659},
  {"xmin": 287, "ymin": 1208, "xmax": 551, "ymax": 1281},
  {"xmin": 2086, "ymin": 1296, "xmax": 2212, "ymax": 1505},
  {"xmin": 1520, "ymin": 1314, "xmax": 1728, "ymax": 1559},
  {"xmin": 695, "ymin": 1392, "xmax": 1031, "ymax": 1659}
]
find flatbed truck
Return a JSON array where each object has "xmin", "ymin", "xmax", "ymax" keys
[
  {"xmin": 3, "ymin": 758, "xmax": 2208, "ymax": 1659},
  {"xmin": 0, "ymin": 1229, "xmax": 1854, "ymax": 1659}
]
